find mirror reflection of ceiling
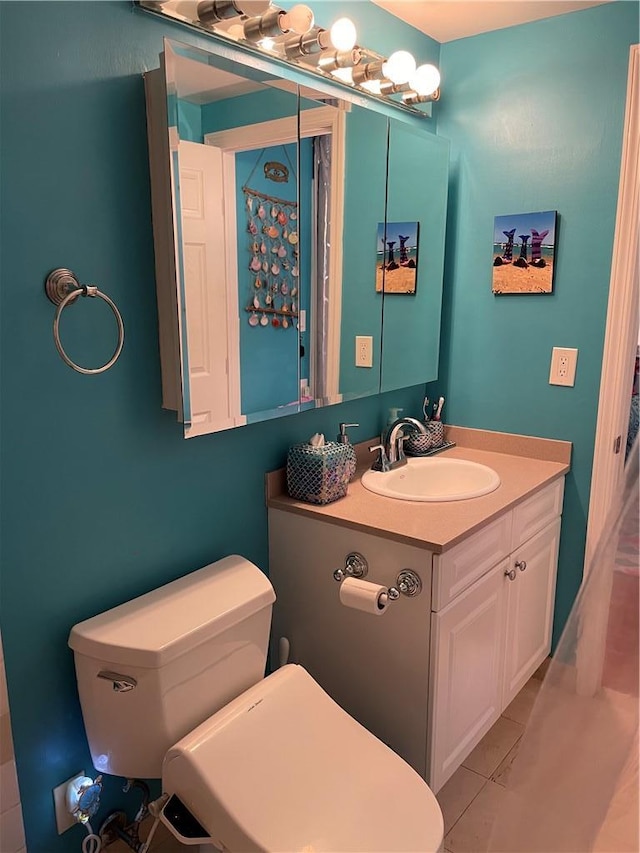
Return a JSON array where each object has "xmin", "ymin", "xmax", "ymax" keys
[
  {"xmin": 174, "ymin": 54, "xmax": 263, "ymax": 102},
  {"xmin": 173, "ymin": 53, "xmax": 335, "ymax": 104},
  {"xmin": 372, "ymin": 0, "xmax": 611, "ymax": 43}
]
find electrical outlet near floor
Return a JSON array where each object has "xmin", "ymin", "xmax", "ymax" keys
[
  {"xmin": 355, "ymin": 335, "xmax": 373, "ymax": 368},
  {"xmin": 53, "ymin": 771, "xmax": 84, "ymax": 834},
  {"xmin": 549, "ymin": 347, "xmax": 578, "ymax": 386}
]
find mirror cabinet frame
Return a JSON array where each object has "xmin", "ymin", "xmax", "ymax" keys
[{"xmin": 144, "ymin": 36, "xmax": 449, "ymax": 438}]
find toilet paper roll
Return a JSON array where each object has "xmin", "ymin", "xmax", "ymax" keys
[{"xmin": 339, "ymin": 577, "xmax": 389, "ymax": 616}]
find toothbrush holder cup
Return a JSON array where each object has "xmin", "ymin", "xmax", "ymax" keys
[{"xmin": 405, "ymin": 421, "xmax": 445, "ymax": 455}]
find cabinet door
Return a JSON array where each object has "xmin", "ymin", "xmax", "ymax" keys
[
  {"xmin": 503, "ymin": 517, "xmax": 561, "ymax": 707},
  {"xmin": 428, "ymin": 560, "xmax": 508, "ymax": 792}
]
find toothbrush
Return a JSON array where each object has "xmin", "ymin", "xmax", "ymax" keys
[
  {"xmin": 433, "ymin": 396, "xmax": 445, "ymax": 421},
  {"xmin": 422, "ymin": 397, "xmax": 430, "ymax": 421}
]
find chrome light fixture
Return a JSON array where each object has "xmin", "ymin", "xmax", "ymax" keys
[{"xmin": 137, "ymin": 0, "xmax": 441, "ymax": 116}]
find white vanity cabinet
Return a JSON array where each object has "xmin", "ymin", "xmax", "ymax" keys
[
  {"xmin": 268, "ymin": 475, "xmax": 564, "ymax": 794},
  {"xmin": 428, "ymin": 478, "xmax": 563, "ymax": 791}
]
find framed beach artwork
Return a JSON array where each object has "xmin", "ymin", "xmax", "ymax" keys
[
  {"xmin": 492, "ymin": 210, "xmax": 558, "ymax": 294},
  {"xmin": 375, "ymin": 221, "xmax": 420, "ymax": 294}
]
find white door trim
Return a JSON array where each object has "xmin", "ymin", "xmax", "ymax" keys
[
  {"xmin": 576, "ymin": 44, "xmax": 639, "ymax": 698},
  {"xmin": 584, "ymin": 43, "xmax": 639, "ymax": 571}
]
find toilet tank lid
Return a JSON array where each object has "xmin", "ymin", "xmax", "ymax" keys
[{"xmin": 68, "ymin": 556, "xmax": 275, "ymax": 669}]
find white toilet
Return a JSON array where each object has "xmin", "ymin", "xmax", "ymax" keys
[{"xmin": 69, "ymin": 555, "xmax": 444, "ymax": 851}]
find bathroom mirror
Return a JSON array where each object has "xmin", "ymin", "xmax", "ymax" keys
[
  {"xmin": 145, "ymin": 38, "xmax": 449, "ymax": 437},
  {"xmin": 381, "ymin": 118, "xmax": 449, "ymax": 392}
]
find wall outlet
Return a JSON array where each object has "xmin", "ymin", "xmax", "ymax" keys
[
  {"xmin": 53, "ymin": 771, "xmax": 84, "ymax": 834},
  {"xmin": 355, "ymin": 335, "xmax": 373, "ymax": 368},
  {"xmin": 549, "ymin": 347, "xmax": 578, "ymax": 386}
]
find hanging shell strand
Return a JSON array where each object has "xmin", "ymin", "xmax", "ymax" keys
[{"xmin": 244, "ymin": 185, "xmax": 298, "ymax": 329}]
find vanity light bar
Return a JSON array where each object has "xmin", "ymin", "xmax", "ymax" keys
[{"xmin": 137, "ymin": 0, "xmax": 441, "ymax": 116}]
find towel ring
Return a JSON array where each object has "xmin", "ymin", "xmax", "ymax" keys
[{"xmin": 45, "ymin": 268, "xmax": 124, "ymax": 375}]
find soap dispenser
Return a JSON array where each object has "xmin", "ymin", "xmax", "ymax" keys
[
  {"xmin": 383, "ymin": 407, "xmax": 403, "ymax": 445},
  {"xmin": 387, "ymin": 407, "xmax": 403, "ymax": 426},
  {"xmin": 337, "ymin": 422, "xmax": 359, "ymax": 480}
]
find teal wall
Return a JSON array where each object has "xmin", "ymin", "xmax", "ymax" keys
[
  {"xmin": 431, "ymin": 1, "xmax": 638, "ymax": 644},
  {"xmin": 177, "ymin": 98, "xmax": 202, "ymax": 142},
  {"xmin": 381, "ymin": 121, "xmax": 449, "ymax": 392},
  {"xmin": 0, "ymin": 3, "xmax": 434, "ymax": 850},
  {"xmin": 339, "ymin": 105, "xmax": 389, "ymax": 397},
  {"xmin": 0, "ymin": 1, "xmax": 635, "ymax": 850}
]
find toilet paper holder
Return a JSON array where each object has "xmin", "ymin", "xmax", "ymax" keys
[
  {"xmin": 333, "ymin": 554, "xmax": 422, "ymax": 600},
  {"xmin": 333, "ymin": 552, "xmax": 369, "ymax": 582}
]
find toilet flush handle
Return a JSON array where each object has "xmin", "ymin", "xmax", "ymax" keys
[{"xmin": 97, "ymin": 670, "xmax": 137, "ymax": 693}]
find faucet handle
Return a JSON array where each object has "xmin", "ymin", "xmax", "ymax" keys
[{"xmin": 369, "ymin": 443, "xmax": 390, "ymax": 473}]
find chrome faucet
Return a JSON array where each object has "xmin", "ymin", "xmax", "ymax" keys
[{"xmin": 369, "ymin": 417, "xmax": 428, "ymax": 471}]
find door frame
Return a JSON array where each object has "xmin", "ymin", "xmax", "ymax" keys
[
  {"xmin": 585, "ymin": 43, "xmax": 639, "ymax": 571},
  {"xmin": 577, "ymin": 44, "xmax": 638, "ymax": 697}
]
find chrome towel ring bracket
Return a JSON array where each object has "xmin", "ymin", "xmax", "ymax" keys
[{"xmin": 44, "ymin": 267, "xmax": 124, "ymax": 375}]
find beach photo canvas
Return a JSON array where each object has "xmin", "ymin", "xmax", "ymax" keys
[
  {"xmin": 492, "ymin": 210, "xmax": 557, "ymax": 294},
  {"xmin": 375, "ymin": 221, "xmax": 420, "ymax": 294}
]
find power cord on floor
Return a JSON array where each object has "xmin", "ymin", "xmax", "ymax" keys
[
  {"xmin": 138, "ymin": 795, "xmax": 169, "ymax": 853},
  {"xmin": 82, "ymin": 822, "xmax": 102, "ymax": 853},
  {"xmin": 137, "ymin": 814, "xmax": 160, "ymax": 853}
]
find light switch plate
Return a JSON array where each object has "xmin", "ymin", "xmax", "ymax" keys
[{"xmin": 549, "ymin": 347, "xmax": 578, "ymax": 386}]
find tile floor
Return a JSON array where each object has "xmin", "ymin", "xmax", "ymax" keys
[
  {"xmin": 436, "ymin": 676, "xmax": 542, "ymax": 853},
  {"xmin": 108, "ymin": 818, "xmax": 183, "ymax": 853},
  {"xmin": 111, "ymin": 664, "xmax": 639, "ymax": 853}
]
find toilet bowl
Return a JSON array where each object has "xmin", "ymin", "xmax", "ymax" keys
[{"xmin": 69, "ymin": 556, "xmax": 443, "ymax": 851}]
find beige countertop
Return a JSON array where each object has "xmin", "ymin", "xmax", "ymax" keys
[{"xmin": 266, "ymin": 426, "xmax": 571, "ymax": 553}]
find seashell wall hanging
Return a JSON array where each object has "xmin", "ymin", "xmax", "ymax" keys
[{"xmin": 243, "ymin": 183, "xmax": 299, "ymax": 331}]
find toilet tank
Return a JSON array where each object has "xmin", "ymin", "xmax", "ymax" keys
[{"xmin": 69, "ymin": 555, "xmax": 275, "ymax": 780}]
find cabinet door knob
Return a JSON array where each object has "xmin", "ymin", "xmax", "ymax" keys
[
  {"xmin": 504, "ymin": 568, "xmax": 517, "ymax": 581},
  {"xmin": 515, "ymin": 560, "xmax": 527, "ymax": 572}
]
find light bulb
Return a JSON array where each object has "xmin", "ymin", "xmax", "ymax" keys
[
  {"xmin": 382, "ymin": 50, "xmax": 416, "ymax": 85},
  {"xmin": 280, "ymin": 4, "xmax": 314, "ymax": 34},
  {"xmin": 360, "ymin": 79, "xmax": 381, "ymax": 95},
  {"xmin": 410, "ymin": 63, "xmax": 440, "ymax": 97},
  {"xmin": 330, "ymin": 17, "xmax": 357, "ymax": 51},
  {"xmin": 331, "ymin": 67, "xmax": 354, "ymax": 84},
  {"xmin": 227, "ymin": 22, "xmax": 245, "ymax": 38}
]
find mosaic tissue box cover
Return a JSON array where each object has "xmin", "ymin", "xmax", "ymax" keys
[{"xmin": 287, "ymin": 442, "xmax": 353, "ymax": 505}]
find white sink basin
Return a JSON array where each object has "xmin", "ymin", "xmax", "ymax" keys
[{"xmin": 361, "ymin": 456, "xmax": 501, "ymax": 502}]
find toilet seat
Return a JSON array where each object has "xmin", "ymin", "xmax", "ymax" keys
[{"xmin": 162, "ymin": 664, "xmax": 444, "ymax": 852}]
